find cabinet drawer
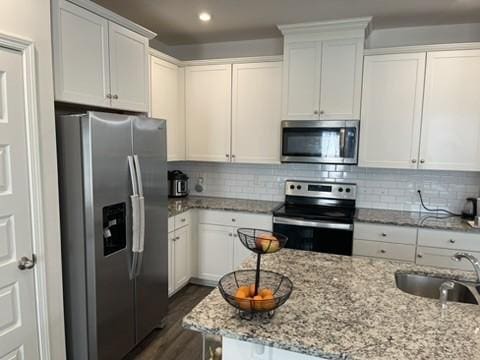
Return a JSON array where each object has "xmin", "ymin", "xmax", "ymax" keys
[
  {"xmin": 168, "ymin": 216, "xmax": 174, "ymax": 233},
  {"xmin": 418, "ymin": 229, "xmax": 480, "ymax": 252},
  {"xmin": 353, "ymin": 240, "xmax": 416, "ymax": 262},
  {"xmin": 416, "ymin": 246, "xmax": 480, "ymax": 272},
  {"xmin": 198, "ymin": 210, "xmax": 272, "ymax": 229},
  {"xmin": 174, "ymin": 210, "xmax": 191, "ymax": 230},
  {"xmin": 354, "ymin": 222, "xmax": 417, "ymax": 245}
]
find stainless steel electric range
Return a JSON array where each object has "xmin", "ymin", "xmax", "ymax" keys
[{"xmin": 273, "ymin": 180, "xmax": 357, "ymax": 256}]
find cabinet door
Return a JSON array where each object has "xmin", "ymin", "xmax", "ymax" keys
[
  {"xmin": 173, "ymin": 226, "xmax": 190, "ymax": 290},
  {"xmin": 282, "ymin": 41, "xmax": 322, "ymax": 120},
  {"xmin": 52, "ymin": 0, "xmax": 110, "ymax": 107},
  {"xmin": 168, "ymin": 232, "xmax": 174, "ymax": 296},
  {"xmin": 353, "ymin": 240, "xmax": 416, "ymax": 262},
  {"xmin": 417, "ymin": 246, "xmax": 480, "ymax": 271},
  {"xmin": 231, "ymin": 62, "xmax": 282, "ymax": 164},
  {"xmin": 233, "ymin": 232, "xmax": 252, "ymax": 269},
  {"xmin": 197, "ymin": 224, "xmax": 233, "ymax": 282},
  {"xmin": 319, "ymin": 38, "xmax": 363, "ymax": 120},
  {"xmin": 359, "ymin": 53, "xmax": 426, "ymax": 168},
  {"xmin": 108, "ymin": 21, "xmax": 148, "ymax": 112},
  {"xmin": 150, "ymin": 56, "xmax": 185, "ymax": 161},
  {"xmin": 186, "ymin": 65, "xmax": 232, "ymax": 161},
  {"xmin": 420, "ymin": 50, "xmax": 480, "ymax": 171}
]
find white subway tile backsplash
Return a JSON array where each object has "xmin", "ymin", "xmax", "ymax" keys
[{"xmin": 169, "ymin": 162, "xmax": 480, "ymax": 213}]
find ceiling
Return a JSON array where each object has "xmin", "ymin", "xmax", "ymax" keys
[{"xmin": 92, "ymin": 0, "xmax": 480, "ymax": 45}]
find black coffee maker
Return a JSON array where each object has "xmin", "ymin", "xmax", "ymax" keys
[{"xmin": 462, "ymin": 198, "xmax": 478, "ymax": 220}]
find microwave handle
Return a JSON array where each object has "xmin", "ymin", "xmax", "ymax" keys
[{"xmin": 339, "ymin": 128, "xmax": 346, "ymax": 158}]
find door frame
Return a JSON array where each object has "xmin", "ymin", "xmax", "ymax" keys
[{"xmin": 0, "ymin": 32, "xmax": 52, "ymax": 359}]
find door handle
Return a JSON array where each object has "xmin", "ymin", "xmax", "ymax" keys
[{"xmin": 18, "ymin": 255, "xmax": 36, "ymax": 270}]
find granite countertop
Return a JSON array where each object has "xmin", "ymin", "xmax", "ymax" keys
[
  {"xmin": 183, "ymin": 249, "xmax": 480, "ymax": 360},
  {"xmin": 355, "ymin": 208, "xmax": 480, "ymax": 233},
  {"xmin": 168, "ymin": 196, "xmax": 282, "ymax": 217}
]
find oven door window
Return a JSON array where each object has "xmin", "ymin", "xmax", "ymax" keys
[{"xmin": 274, "ymin": 222, "xmax": 353, "ymax": 256}]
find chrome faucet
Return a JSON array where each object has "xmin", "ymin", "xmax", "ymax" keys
[{"xmin": 452, "ymin": 252, "xmax": 480, "ymax": 282}]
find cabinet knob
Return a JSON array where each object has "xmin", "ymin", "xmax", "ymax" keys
[
  {"xmin": 112, "ymin": 94, "xmax": 119, "ymax": 100},
  {"xmin": 106, "ymin": 94, "xmax": 112, "ymax": 99},
  {"xmin": 233, "ymin": 233, "xmax": 237, "ymax": 238},
  {"xmin": 381, "ymin": 233, "xmax": 387, "ymax": 237},
  {"xmin": 175, "ymin": 236, "xmax": 180, "ymax": 240},
  {"xmin": 231, "ymin": 154, "xmax": 236, "ymax": 159},
  {"xmin": 319, "ymin": 110, "xmax": 325, "ymax": 115},
  {"xmin": 228, "ymin": 233, "xmax": 233, "ymax": 237},
  {"xmin": 380, "ymin": 249, "xmax": 386, "ymax": 254},
  {"xmin": 225, "ymin": 154, "xmax": 229, "ymax": 158},
  {"xmin": 420, "ymin": 159, "xmax": 425, "ymax": 164},
  {"xmin": 232, "ymin": 218, "xmax": 236, "ymax": 222},
  {"xmin": 411, "ymin": 159, "xmax": 417, "ymax": 164},
  {"xmin": 181, "ymin": 218, "xmax": 186, "ymax": 222},
  {"xmin": 449, "ymin": 239, "xmax": 455, "ymax": 244},
  {"xmin": 417, "ymin": 254, "xmax": 423, "ymax": 258},
  {"xmin": 313, "ymin": 110, "xmax": 319, "ymax": 115}
]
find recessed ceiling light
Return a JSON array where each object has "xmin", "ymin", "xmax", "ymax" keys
[{"xmin": 198, "ymin": 12, "xmax": 211, "ymax": 22}]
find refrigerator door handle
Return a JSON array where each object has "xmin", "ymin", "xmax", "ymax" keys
[
  {"xmin": 133, "ymin": 155, "xmax": 145, "ymax": 277},
  {"xmin": 128, "ymin": 156, "xmax": 141, "ymax": 279}
]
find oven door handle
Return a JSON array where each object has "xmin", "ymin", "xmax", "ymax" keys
[{"xmin": 273, "ymin": 217, "xmax": 353, "ymax": 231}]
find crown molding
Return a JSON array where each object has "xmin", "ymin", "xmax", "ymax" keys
[
  {"xmin": 278, "ymin": 17, "xmax": 372, "ymax": 36},
  {"xmin": 364, "ymin": 42, "xmax": 480, "ymax": 55}
]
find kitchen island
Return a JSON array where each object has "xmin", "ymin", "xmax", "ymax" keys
[{"xmin": 183, "ymin": 249, "xmax": 480, "ymax": 360}]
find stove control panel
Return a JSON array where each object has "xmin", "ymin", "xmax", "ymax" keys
[{"xmin": 285, "ymin": 180, "xmax": 356, "ymax": 200}]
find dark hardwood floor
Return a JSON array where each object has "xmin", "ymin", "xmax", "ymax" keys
[{"xmin": 125, "ymin": 284, "xmax": 213, "ymax": 360}]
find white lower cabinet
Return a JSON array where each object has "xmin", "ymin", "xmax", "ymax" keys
[
  {"xmin": 168, "ymin": 211, "xmax": 192, "ymax": 296},
  {"xmin": 353, "ymin": 222, "xmax": 417, "ymax": 262},
  {"xmin": 416, "ymin": 246, "xmax": 480, "ymax": 271}
]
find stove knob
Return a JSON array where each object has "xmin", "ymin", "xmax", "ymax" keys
[
  {"xmin": 345, "ymin": 188, "xmax": 351, "ymax": 193},
  {"xmin": 296, "ymin": 185, "xmax": 302, "ymax": 190},
  {"xmin": 338, "ymin": 187, "xmax": 344, "ymax": 192},
  {"xmin": 290, "ymin": 185, "xmax": 295, "ymax": 190}
]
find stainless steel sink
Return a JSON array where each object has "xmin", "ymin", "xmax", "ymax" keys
[{"xmin": 395, "ymin": 272, "xmax": 480, "ymax": 305}]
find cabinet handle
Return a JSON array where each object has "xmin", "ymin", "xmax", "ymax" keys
[
  {"xmin": 417, "ymin": 254, "xmax": 423, "ymax": 258},
  {"xmin": 420, "ymin": 159, "xmax": 425, "ymax": 164},
  {"xmin": 175, "ymin": 236, "xmax": 180, "ymax": 240},
  {"xmin": 106, "ymin": 94, "xmax": 112, "ymax": 99},
  {"xmin": 225, "ymin": 154, "xmax": 229, "ymax": 158},
  {"xmin": 319, "ymin": 110, "xmax": 325, "ymax": 115},
  {"xmin": 449, "ymin": 239, "xmax": 455, "ymax": 244},
  {"xmin": 381, "ymin": 233, "xmax": 387, "ymax": 237},
  {"xmin": 411, "ymin": 159, "xmax": 417, "ymax": 164},
  {"xmin": 313, "ymin": 110, "xmax": 319, "ymax": 115},
  {"xmin": 380, "ymin": 249, "xmax": 386, "ymax": 254},
  {"xmin": 231, "ymin": 154, "xmax": 236, "ymax": 159},
  {"xmin": 232, "ymin": 218, "xmax": 236, "ymax": 222},
  {"xmin": 112, "ymin": 94, "xmax": 119, "ymax": 100},
  {"xmin": 228, "ymin": 233, "xmax": 233, "ymax": 237},
  {"xmin": 181, "ymin": 218, "xmax": 186, "ymax": 222},
  {"xmin": 233, "ymin": 233, "xmax": 237, "ymax": 238}
]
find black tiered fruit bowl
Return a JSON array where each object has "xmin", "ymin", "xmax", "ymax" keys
[{"xmin": 218, "ymin": 228, "xmax": 292, "ymax": 320}]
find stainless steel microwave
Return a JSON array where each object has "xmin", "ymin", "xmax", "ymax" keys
[{"xmin": 281, "ymin": 120, "xmax": 359, "ymax": 164}]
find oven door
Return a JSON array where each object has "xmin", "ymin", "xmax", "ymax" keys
[
  {"xmin": 273, "ymin": 217, "xmax": 353, "ymax": 255},
  {"xmin": 281, "ymin": 120, "xmax": 359, "ymax": 164}
]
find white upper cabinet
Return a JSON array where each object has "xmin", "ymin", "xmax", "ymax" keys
[
  {"xmin": 279, "ymin": 18, "xmax": 371, "ymax": 121},
  {"xmin": 359, "ymin": 53, "xmax": 426, "ymax": 168},
  {"xmin": 150, "ymin": 55, "xmax": 185, "ymax": 161},
  {"xmin": 53, "ymin": 0, "xmax": 110, "ymax": 107},
  {"xmin": 231, "ymin": 62, "xmax": 283, "ymax": 163},
  {"xmin": 419, "ymin": 49, "xmax": 480, "ymax": 171},
  {"xmin": 108, "ymin": 22, "xmax": 148, "ymax": 112},
  {"xmin": 52, "ymin": 0, "xmax": 153, "ymax": 112},
  {"xmin": 186, "ymin": 64, "xmax": 232, "ymax": 162},
  {"xmin": 319, "ymin": 39, "xmax": 363, "ymax": 120},
  {"xmin": 282, "ymin": 42, "xmax": 321, "ymax": 120}
]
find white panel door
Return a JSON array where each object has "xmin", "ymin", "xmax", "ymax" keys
[
  {"xmin": 109, "ymin": 22, "xmax": 148, "ymax": 112},
  {"xmin": 197, "ymin": 224, "xmax": 233, "ymax": 282},
  {"xmin": 359, "ymin": 53, "xmax": 426, "ymax": 168},
  {"xmin": 0, "ymin": 48, "xmax": 40, "ymax": 359},
  {"xmin": 420, "ymin": 49, "xmax": 480, "ymax": 171},
  {"xmin": 231, "ymin": 62, "xmax": 282, "ymax": 164},
  {"xmin": 173, "ymin": 225, "xmax": 190, "ymax": 290},
  {"xmin": 185, "ymin": 65, "xmax": 232, "ymax": 162},
  {"xmin": 150, "ymin": 56, "xmax": 185, "ymax": 161},
  {"xmin": 282, "ymin": 41, "xmax": 322, "ymax": 120},
  {"xmin": 319, "ymin": 38, "xmax": 363, "ymax": 120},
  {"xmin": 53, "ymin": 0, "xmax": 110, "ymax": 107}
]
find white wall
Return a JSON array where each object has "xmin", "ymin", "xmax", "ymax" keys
[
  {"xmin": 0, "ymin": 1, "xmax": 65, "ymax": 359},
  {"xmin": 169, "ymin": 162, "xmax": 480, "ymax": 213},
  {"xmin": 366, "ymin": 23, "xmax": 480, "ymax": 48},
  {"xmin": 150, "ymin": 37, "xmax": 283, "ymax": 60}
]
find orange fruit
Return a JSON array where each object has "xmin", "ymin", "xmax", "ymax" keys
[
  {"xmin": 238, "ymin": 285, "xmax": 250, "ymax": 295},
  {"xmin": 252, "ymin": 295, "xmax": 263, "ymax": 311},
  {"xmin": 249, "ymin": 284, "xmax": 257, "ymax": 297},
  {"xmin": 237, "ymin": 298, "xmax": 252, "ymax": 311},
  {"xmin": 260, "ymin": 288, "xmax": 274, "ymax": 298},
  {"xmin": 235, "ymin": 288, "xmax": 248, "ymax": 299},
  {"xmin": 262, "ymin": 294, "xmax": 276, "ymax": 311}
]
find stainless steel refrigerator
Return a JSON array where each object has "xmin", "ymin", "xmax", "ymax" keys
[{"xmin": 56, "ymin": 111, "xmax": 168, "ymax": 360}]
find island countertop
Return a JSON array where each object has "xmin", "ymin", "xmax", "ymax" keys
[{"xmin": 183, "ymin": 249, "xmax": 480, "ymax": 360}]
